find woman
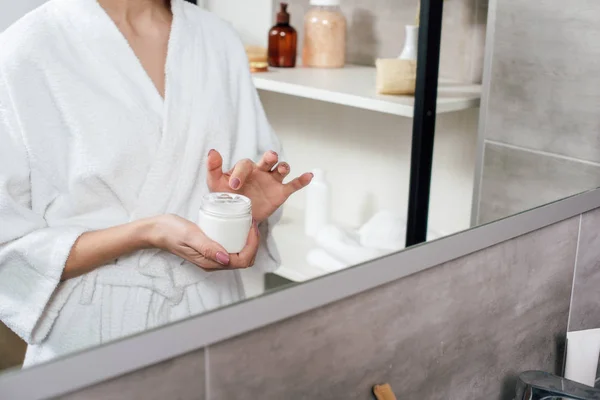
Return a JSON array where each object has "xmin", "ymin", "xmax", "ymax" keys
[{"xmin": 0, "ymin": 0, "xmax": 312, "ymax": 366}]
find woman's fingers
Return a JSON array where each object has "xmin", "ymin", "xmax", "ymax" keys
[
  {"xmin": 229, "ymin": 158, "xmax": 255, "ymax": 190},
  {"xmin": 183, "ymin": 248, "xmax": 225, "ymax": 270},
  {"xmin": 272, "ymin": 162, "xmax": 291, "ymax": 182},
  {"xmin": 256, "ymin": 150, "xmax": 279, "ymax": 172},
  {"xmin": 185, "ymin": 217, "xmax": 259, "ymax": 271},
  {"xmin": 186, "ymin": 228, "xmax": 231, "ymax": 267},
  {"xmin": 229, "ymin": 220, "xmax": 260, "ymax": 269},
  {"xmin": 283, "ymin": 172, "xmax": 313, "ymax": 198},
  {"xmin": 206, "ymin": 149, "xmax": 224, "ymax": 190}
]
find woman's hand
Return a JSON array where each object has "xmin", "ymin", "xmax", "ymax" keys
[
  {"xmin": 206, "ymin": 149, "xmax": 313, "ymax": 222},
  {"xmin": 148, "ymin": 214, "xmax": 260, "ymax": 271},
  {"xmin": 63, "ymin": 214, "xmax": 259, "ymax": 281}
]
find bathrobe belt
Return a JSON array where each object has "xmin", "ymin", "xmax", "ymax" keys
[{"xmin": 79, "ymin": 252, "xmax": 211, "ymax": 305}]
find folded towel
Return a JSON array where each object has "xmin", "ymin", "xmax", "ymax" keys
[
  {"xmin": 315, "ymin": 225, "xmax": 386, "ymax": 265},
  {"xmin": 358, "ymin": 210, "xmax": 406, "ymax": 251},
  {"xmin": 309, "ymin": 216, "xmax": 444, "ymax": 273},
  {"xmin": 306, "ymin": 249, "xmax": 348, "ymax": 273}
]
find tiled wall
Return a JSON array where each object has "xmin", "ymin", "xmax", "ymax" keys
[
  {"xmin": 476, "ymin": 0, "xmax": 600, "ymax": 224},
  {"xmin": 477, "ymin": 0, "xmax": 600, "ymax": 382},
  {"xmin": 567, "ymin": 208, "xmax": 600, "ymax": 388},
  {"xmin": 479, "ymin": 144, "xmax": 600, "ymax": 223},
  {"xmin": 277, "ymin": 0, "xmax": 488, "ymax": 83},
  {"xmin": 62, "ymin": 349, "xmax": 207, "ymax": 400},
  {"xmin": 568, "ymin": 208, "xmax": 600, "ymax": 332},
  {"xmin": 64, "ymin": 210, "xmax": 595, "ymax": 400}
]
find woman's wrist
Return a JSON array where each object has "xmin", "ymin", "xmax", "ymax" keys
[{"xmin": 135, "ymin": 216, "xmax": 162, "ymax": 249}]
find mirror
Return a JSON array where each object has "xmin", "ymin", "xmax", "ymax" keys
[{"xmin": 1, "ymin": 0, "xmax": 598, "ymax": 375}]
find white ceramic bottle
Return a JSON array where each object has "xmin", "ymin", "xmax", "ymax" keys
[
  {"xmin": 198, "ymin": 192, "xmax": 252, "ymax": 253},
  {"xmin": 304, "ymin": 168, "xmax": 330, "ymax": 237},
  {"xmin": 398, "ymin": 25, "xmax": 419, "ymax": 60}
]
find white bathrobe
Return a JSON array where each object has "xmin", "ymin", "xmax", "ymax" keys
[{"xmin": 0, "ymin": 0, "xmax": 282, "ymax": 366}]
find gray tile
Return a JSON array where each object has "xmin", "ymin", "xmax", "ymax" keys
[
  {"xmin": 278, "ymin": 0, "xmax": 485, "ymax": 82},
  {"xmin": 468, "ymin": 0, "xmax": 488, "ymax": 82},
  {"xmin": 485, "ymin": 0, "xmax": 600, "ymax": 162},
  {"xmin": 478, "ymin": 143, "xmax": 600, "ymax": 224},
  {"xmin": 438, "ymin": 0, "xmax": 479, "ymax": 82},
  {"xmin": 61, "ymin": 349, "xmax": 206, "ymax": 400},
  {"xmin": 208, "ymin": 218, "xmax": 578, "ymax": 400},
  {"xmin": 569, "ymin": 207, "xmax": 600, "ymax": 331}
]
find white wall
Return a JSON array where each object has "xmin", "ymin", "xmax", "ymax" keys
[
  {"xmin": 0, "ymin": 0, "xmax": 273, "ymax": 43},
  {"xmin": 0, "ymin": 0, "xmax": 47, "ymax": 32},
  {"xmin": 260, "ymin": 91, "xmax": 479, "ymax": 236},
  {"xmin": 204, "ymin": 0, "xmax": 273, "ymax": 47}
]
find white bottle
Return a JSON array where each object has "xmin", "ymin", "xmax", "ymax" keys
[
  {"xmin": 304, "ymin": 169, "xmax": 330, "ymax": 237},
  {"xmin": 398, "ymin": 25, "xmax": 419, "ymax": 60}
]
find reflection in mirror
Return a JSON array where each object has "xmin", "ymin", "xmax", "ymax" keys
[
  {"xmin": 0, "ymin": 0, "xmax": 312, "ymax": 371},
  {"xmin": 1, "ymin": 0, "xmax": 600, "ymax": 377}
]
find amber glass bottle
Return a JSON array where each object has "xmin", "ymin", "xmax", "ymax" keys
[{"xmin": 268, "ymin": 3, "xmax": 297, "ymax": 68}]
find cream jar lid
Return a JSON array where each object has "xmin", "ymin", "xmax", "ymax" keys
[{"xmin": 200, "ymin": 193, "xmax": 252, "ymax": 218}]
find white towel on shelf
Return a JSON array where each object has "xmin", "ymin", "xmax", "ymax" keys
[
  {"xmin": 359, "ymin": 209, "xmax": 444, "ymax": 247},
  {"xmin": 308, "ymin": 213, "xmax": 443, "ymax": 273},
  {"xmin": 0, "ymin": 0, "xmax": 282, "ymax": 366},
  {"xmin": 306, "ymin": 249, "xmax": 348, "ymax": 273},
  {"xmin": 358, "ymin": 210, "xmax": 407, "ymax": 251},
  {"xmin": 314, "ymin": 225, "xmax": 387, "ymax": 265}
]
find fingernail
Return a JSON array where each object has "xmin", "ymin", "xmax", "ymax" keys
[
  {"xmin": 208, "ymin": 149, "xmax": 216, "ymax": 156},
  {"xmin": 270, "ymin": 150, "xmax": 278, "ymax": 157},
  {"xmin": 280, "ymin": 162, "xmax": 289, "ymax": 170},
  {"xmin": 216, "ymin": 252, "xmax": 230, "ymax": 265},
  {"xmin": 309, "ymin": 173, "xmax": 314, "ymax": 179},
  {"xmin": 230, "ymin": 177, "xmax": 241, "ymax": 190}
]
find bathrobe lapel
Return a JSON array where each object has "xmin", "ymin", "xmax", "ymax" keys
[
  {"xmin": 58, "ymin": 0, "xmax": 211, "ymax": 219},
  {"xmin": 57, "ymin": 0, "xmax": 214, "ymax": 301},
  {"xmin": 127, "ymin": 0, "xmax": 199, "ymax": 220},
  {"xmin": 58, "ymin": 0, "xmax": 164, "ymax": 121}
]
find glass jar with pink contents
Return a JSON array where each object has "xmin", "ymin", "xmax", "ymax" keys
[{"xmin": 302, "ymin": 0, "xmax": 347, "ymax": 68}]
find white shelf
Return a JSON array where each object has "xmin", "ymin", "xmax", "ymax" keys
[{"xmin": 253, "ymin": 65, "xmax": 481, "ymax": 118}]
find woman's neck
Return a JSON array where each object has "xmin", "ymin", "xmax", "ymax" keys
[{"xmin": 98, "ymin": 0, "xmax": 171, "ymax": 26}]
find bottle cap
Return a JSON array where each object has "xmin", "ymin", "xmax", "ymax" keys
[
  {"xmin": 310, "ymin": 0, "xmax": 341, "ymax": 6},
  {"xmin": 201, "ymin": 193, "xmax": 252, "ymax": 218},
  {"xmin": 277, "ymin": 2, "xmax": 291, "ymax": 24}
]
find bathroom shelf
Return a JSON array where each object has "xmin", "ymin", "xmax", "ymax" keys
[{"xmin": 252, "ymin": 65, "xmax": 481, "ymax": 118}]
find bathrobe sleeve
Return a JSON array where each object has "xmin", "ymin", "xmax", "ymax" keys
[
  {"xmin": 229, "ymin": 38, "xmax": 284, "ymax": 273},
  {"xmin": 0, "ymin": 84, "xmax": 87, "ymax": 344}
]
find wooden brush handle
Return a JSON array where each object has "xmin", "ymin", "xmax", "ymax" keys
[{"xmin": 373, "ymin": 383, "xmax": 398, "ymax": 400}]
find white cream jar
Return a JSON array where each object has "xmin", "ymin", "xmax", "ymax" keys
[{"xmin": 198, "ymin": 193, "xmax": 252, "ymax": 253}]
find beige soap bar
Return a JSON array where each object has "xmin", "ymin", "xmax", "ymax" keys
[{"xmin": 375, "ymin": 58, "xmax": 417, "ymax": 95}]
